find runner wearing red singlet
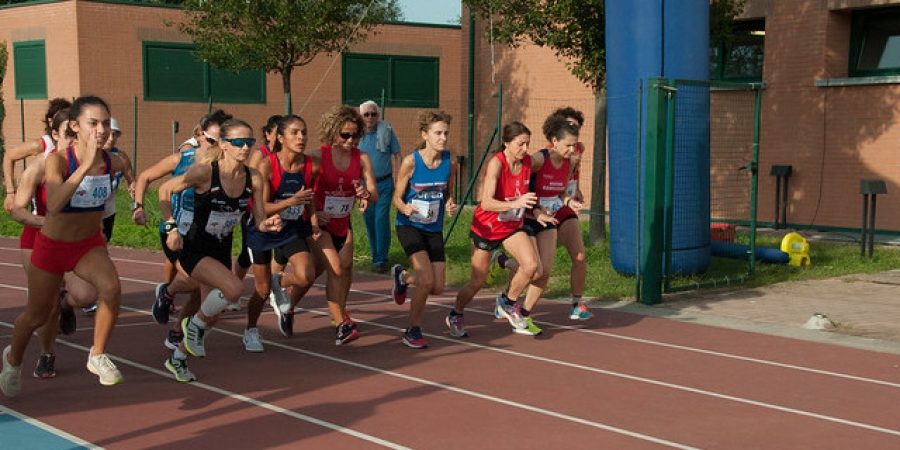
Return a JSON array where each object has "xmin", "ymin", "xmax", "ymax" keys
[
  {"xmin": 501, "ymin": 115, "xmax": 583, "ymax": 336},
  {"xmin": 445, "ymin": 121, "xmax": 556, "ymax": 338},
  {"xmin": 3, "ymin": 98, "xmax": 72, "ymax": 212},
  {"xmin": 308, "ymin": 105, "xmax": 378, "ymax": 346}
]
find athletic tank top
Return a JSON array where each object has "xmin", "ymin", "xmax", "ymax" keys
[
  {"xmin": 159, "ymin": 147, "xmax": 197, "ymax": 235},
  {"xmin": 471, "ymin": 152, "xmax": 532, "ymax": 240},
  {"xmin": 395, "ymin": 150, "xmax": 451, "ymax": 233},
  {"xmin": 315, "ymin": 145, "xmax": 362, "ymax": 237},
  {"xmin": 59, "ymin": 146, "xmax": 112, "ymax": 213},
  {"xmin": 246, "ymin": 152, "xmax": 313, "ymax": 250},
  {"xmin": 526, "ymin": 148, "xmax": 569, "ymax": 219},
  {"xmin": 186, "ymin": 160, "xmax": 252, "ymax": 244}
]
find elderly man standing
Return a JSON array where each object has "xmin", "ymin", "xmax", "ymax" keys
[{"xmin": 359, "ymin": 100, "xmax": 402, "ymax": 273}]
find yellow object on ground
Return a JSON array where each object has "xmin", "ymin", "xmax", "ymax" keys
[{"xmin": 781, "ymin": 232, "xmax": 811, "ymax": 266}]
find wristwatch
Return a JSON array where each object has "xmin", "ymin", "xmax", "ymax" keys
[
  {"xmin": 131, "ymin": 201, "xmax": 143, "ymax": 212},
  {"xmin": 163, "ymin": 220, "xmax": 177, "ymax": 233}
]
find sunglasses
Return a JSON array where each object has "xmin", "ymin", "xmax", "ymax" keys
[
  {"xmin": 203, "ymin": 131, "xmax": 218, "ymax": 145},
  {"xmin": 363, "ymin": 112, "xmax": 378, "ymax": 118},
  {"xmin": 221, "ymin": 137, "xmax": 257, "ymax": 148},
  {"xmin": 339, "ymin": 132, "xmax": 356, "ymax": 140}
]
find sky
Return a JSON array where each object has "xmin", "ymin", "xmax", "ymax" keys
[{"xmin": 396, "ymin": 0, "xmax": 462, "ymax": 25}]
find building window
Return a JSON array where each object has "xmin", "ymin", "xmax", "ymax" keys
[
  {"xmin": 850, "ymin": 6, "xmax": 900, "ymax": 77},
  {"xmin": 342, "ymin": 53, "xmax": 439, "ymax": 108},
  {"xmin": 13, "ymin": 40, "xmax": 47, "ymax": 99},
  {"xmin": 142, "ymin": 42, "xmax": 266, "ymax": 104},
  {"xmin": 710, "ymin": 20, "xmax": 765, "ymax": 82}
]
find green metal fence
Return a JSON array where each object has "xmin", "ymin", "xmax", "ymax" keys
[{"xmin": 641, "ymin": 78, "xmax": 764, "ymax": 303}]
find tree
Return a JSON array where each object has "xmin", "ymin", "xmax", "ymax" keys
[
  {"xmin": 178, "ymin": 0, "xmax": 402, "ymax": 114},
  {"xmin": 463, "ymin": 0, "xmax": 746, "ymax": 244}
]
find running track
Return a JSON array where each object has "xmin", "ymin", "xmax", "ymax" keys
[{"xmin": 0, "ymin": 237, "xmax": 898, "ymax": 449}]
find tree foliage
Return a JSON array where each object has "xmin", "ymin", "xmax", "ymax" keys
[
  {"xmin": 463, "ymin": 0, "xmax": 746, "ymax": 93},
  {"xmin": 177, "ymin": 0, "xmax": 402, "ymax": 113}
]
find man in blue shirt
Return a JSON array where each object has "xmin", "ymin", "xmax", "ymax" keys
[{"xmin": 358, "ymin": 101, "xmax": 401, "ymax": 273}]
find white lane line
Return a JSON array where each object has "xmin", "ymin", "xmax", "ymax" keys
[
  {"xmin": 293, "ymin": 306, "xmax": 900, "ymax": 438},
  {"xmin": 0, "ymin": 404, "xmax": 104, "ymax": 449},
  {"xmin": 4, "ymin": 269, "xmax": 900, "ymax": 439}
]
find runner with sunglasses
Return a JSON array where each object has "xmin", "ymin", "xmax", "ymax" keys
[
  {"xmin": 134, "ymin": 110, "xmax": 232, "ymax": 352},
  {"xmin": 158, "ymin": 118, "xmax": 282, "ymax": 382},
  {"xmin": 308, "ymin": 105, "xmax": 378, "ymax": 345},
  {"xmin": 243, "ymin": 114, "xmax": 318, "ymax": 350}
]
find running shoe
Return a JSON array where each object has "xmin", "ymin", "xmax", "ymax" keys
[
  {"xmin": 226, "ymin": 300, "xmax": 242, "ymax": 311},
  {"xmin": 513, "ymin": 317, "xmax": 543, "ymax": 336},
  {"xmin": 391, "ymin": 264, "xmax": 408, "ymax": 305},
  {"xmin": 277, "ymin": 311, "xmax": 295, "ymax": 338},
  {"xmin": 82, "ymin": 303, "xmax": 98, "ymax": 315},
  {"xmin": 165, "ymin": 329, "xmax": 184, "ymax": 350},
  {"xmin": 165, "ymin": 355, "xmax": 196, "ymax": 383},
  {"xmin": 445, "ymin": 312, "xmax": 469, "ymax": 338},
  {"xmin": 330, "ymin": 309, "xmax": 354, "ymax": 327},
  {"xmin": 569, "ymin": 303, "xmax": 594, "ymax": 321},
  {"xmin": 243, "ymin": 328, "xmax": 265, "ymax": 352},
  {"xmin": 86, "ymin": 348, "xmax": 122, "ymax": 386},
  {"xmin": 402, "ymin": 327, "xmax": 428, "ymax": 349},
  {"xmin": 152, "ymin": 283, "xmax": 173, "ymax": 324},
  {"xmin": 181, "ymin": 317, "xmax": 206, "ymax": 358},
  {"xmin": 59, "ymin": 290, "xmax": 76, "ymax": 335},
  {"xmin": 493, "ymin": 293, "xmax": 507, "ymax": 319},
  {"xmin": 33, "ymin": 353, "xmax": 56, "ymax": 379},
  {"xmin": 1, "ymin": 346, "xmax": 22, "ymax": 397},
  {"xmin": 497, "ymin": 299, "xmax": 528, "ymax": 329},
  {"xmin": 269, "ymin": 272, "xmax": 290, "ymax": 314},
  {"xmin": 335, "ymin": 321, "xmax": 360, "ymax": 346}
]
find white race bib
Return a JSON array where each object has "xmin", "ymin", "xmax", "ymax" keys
[
  {"xmin": 498, "ymin": 207, "xmax": 524, "ymax": 222},
  {"xmin": 566, "ymin": 180, "xmax": 578, "ymax": 198},
  {"xmin": 539, "ymin": 197, "xmax": 564, "ymax": 214},
  {"xmin": 71, "ymin": 175, "xmax": 111, "ymax": 209},
  {"xmin": 409, "ymin": 199, "xmax": 440, "ymax": 224},
  {"xmin": 280, "ymin": 204, "xmax": 305, "ymax": 221},
  {"xmin": 204, "ymin": 210, "xmax": 242, "ymax": 239},
  {"xmin": 177, "ymin": 209, "xmax": 194, "ymax": 235},
  {"xmin": 323, "ymin": 195, "xmax": 355, "ymax": 219}
]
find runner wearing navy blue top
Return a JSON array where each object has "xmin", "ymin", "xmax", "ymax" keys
[
  {"xmin": 2, "ymin": 96, "xmax": 128, "ymax": 397},
  {"xmin": 158, "ymin": 118, "xmax": 282, "ymax": 382},
  {"xmin": 390, "ymin": 111, "xmax": 458, "ymax": 348},
  {"xmin": 243, "ymin": 115, "xmax": 318, "ymax": 350}
]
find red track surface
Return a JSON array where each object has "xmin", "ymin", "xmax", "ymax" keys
[{"xmin": 1, "ymin": 238, "xmax": 899, "ymax": 449}]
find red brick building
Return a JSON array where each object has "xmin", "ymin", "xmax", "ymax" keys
[{"xmin": 4, "ymin": 0, "xmax": 900, "ymax": 233}]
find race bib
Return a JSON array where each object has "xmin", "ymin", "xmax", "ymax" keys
[
  {"xmin": 323, "ymin": 195, "xmax": 355, "ymax": 219},
  {"xmin": 409, "ymin": 199, "xmax": 440, "ymax": 224},
  {"xmin": 281, "ymin": 204, "xmax": 305, "ymax": 221},
  {"xmin": 204, "ymin": 210, "xmax": 242, "ymax": 239},
  {"xmin": 71, "ymin": 175, "xmax": 111, "ymax": 208},
  {"xmin": 539, "ymin": 196, "xmax": 564, "ymax": 214},
  {"xmin": 566, "ymin": 180, "xmax": 578, "ymax": 198},
  {"xmin": 177, "ymin": 209, "xmax": 194, "ymax": 235},
  {"xmin": 498, "ymin": 207, "xmax": 524, "ymax": 222}
]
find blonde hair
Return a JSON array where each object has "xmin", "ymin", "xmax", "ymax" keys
[{"xmin": 318, "ymin": 105, "xmax": 364, "ymax": 145}]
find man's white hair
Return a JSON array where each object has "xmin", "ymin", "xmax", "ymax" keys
[{"xmin": 360, "ymin": 100, "xmax": 380, "ymax": 113}]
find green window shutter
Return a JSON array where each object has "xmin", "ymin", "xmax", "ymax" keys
[
  {"xmin": 343, "ymin": 53, "xmax": 390, "ymax": 106},
  {"xmin": 13, "ymin": 40, "xmax": 47, "ymax": 100},
  {"xmin": 210, "ymin": 67, "xmax": 266, "ymax": 104},
  {"xmin": 392, "ymin": 57, "xmax": 439, "ymax": 108},
  {"xmin": 343, "ymin": 53, "xmax": 439, "ymax": 108},
  {"xmin": 143, "ymin": 42, "xmax": 206, "ymax": 102}
]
